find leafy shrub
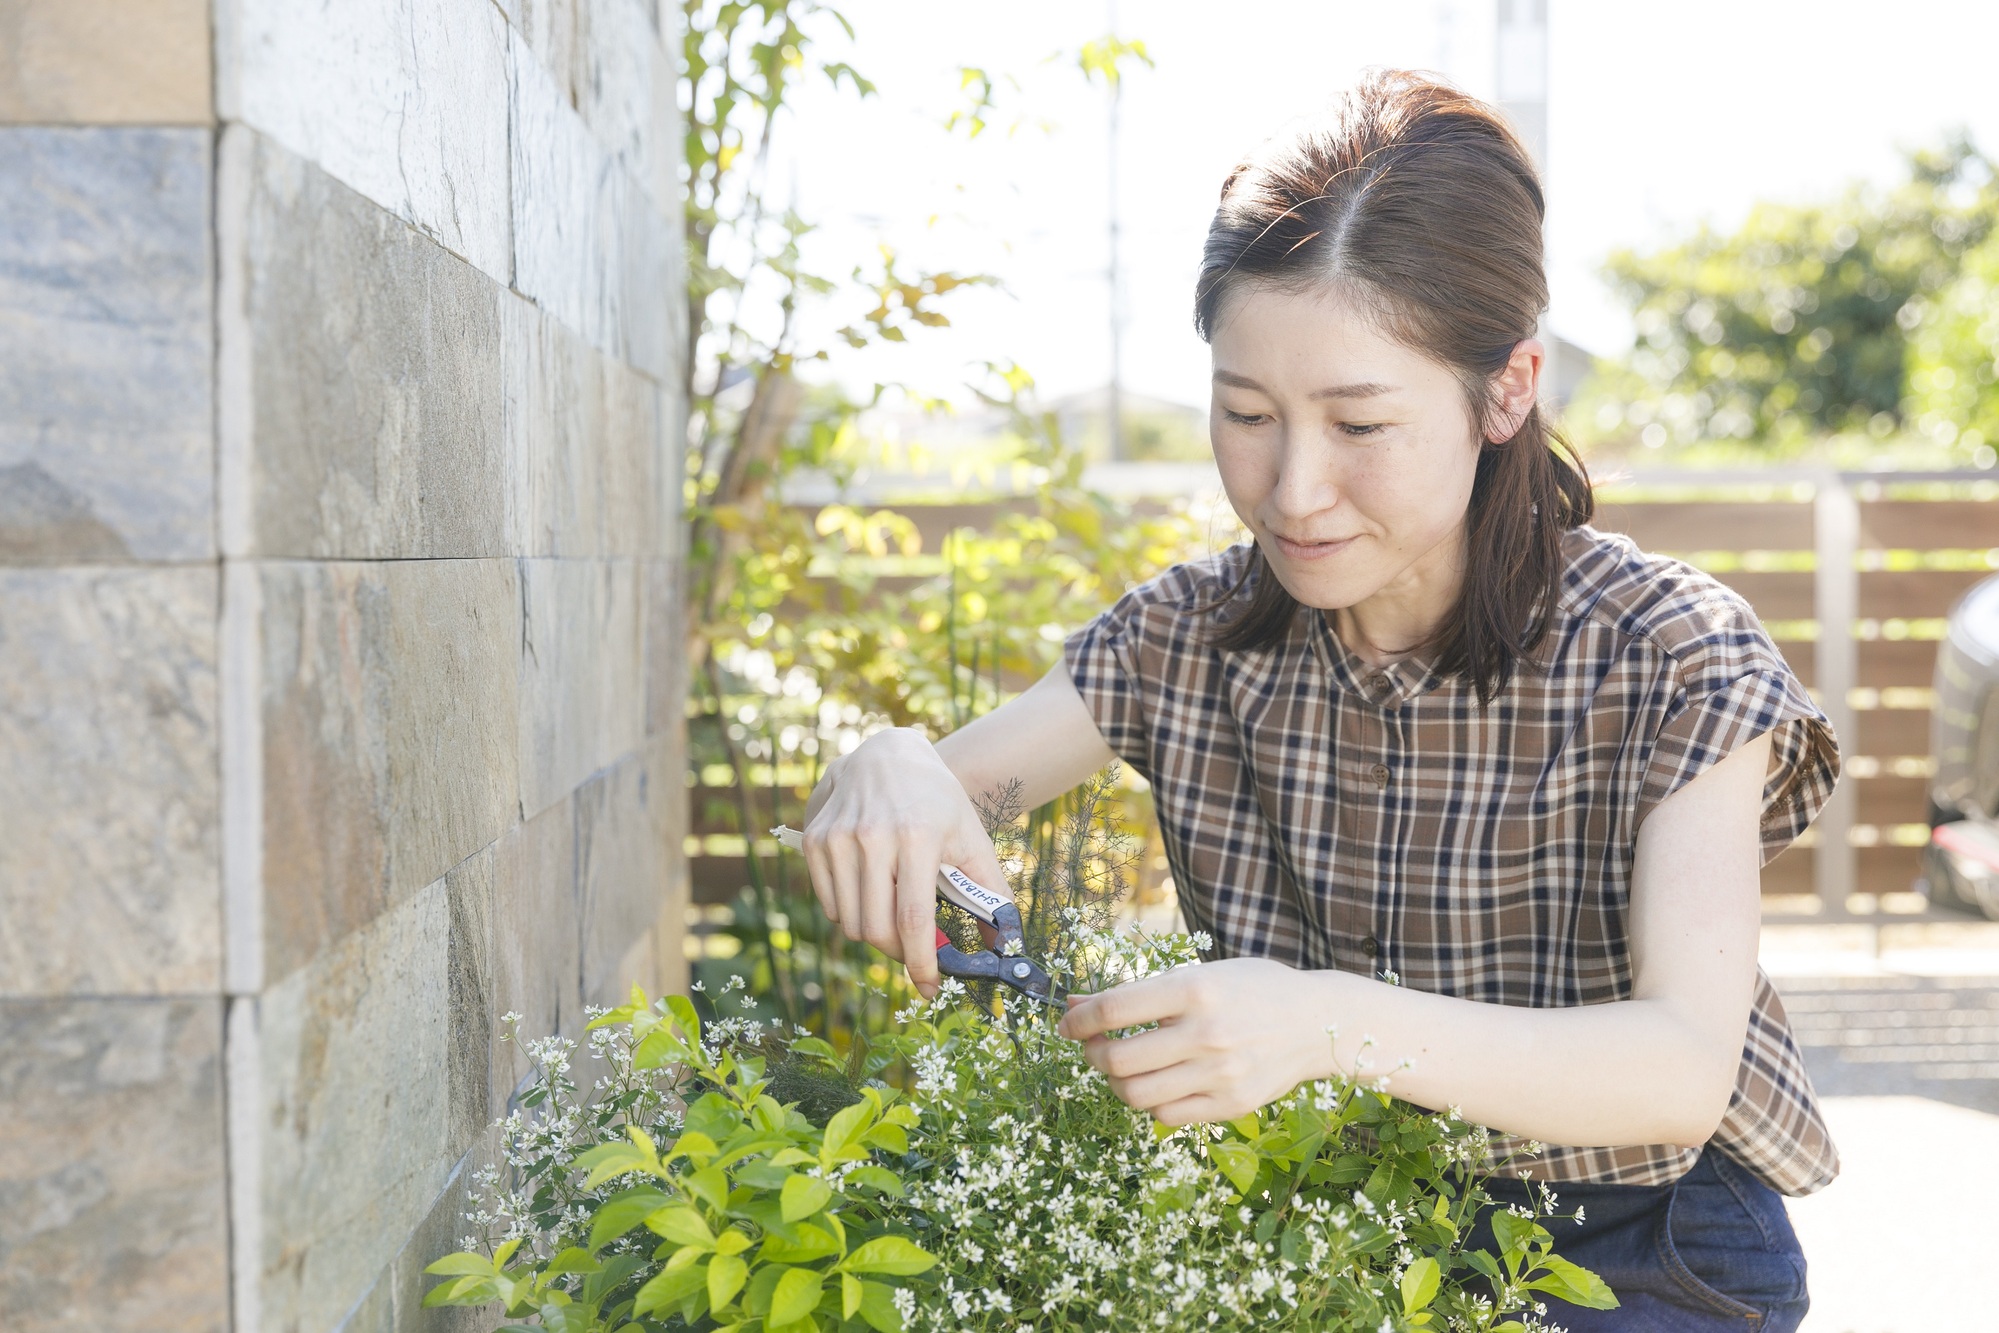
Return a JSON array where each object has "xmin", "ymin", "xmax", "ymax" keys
[{"xmin": 426, "ymin": 925, "xmax": 1611, "ymax": 1332}]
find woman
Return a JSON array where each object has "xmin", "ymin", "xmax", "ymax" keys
[{"xmin": 800, "ymin": 71, "xmax": 1835, "ymax": 1331}]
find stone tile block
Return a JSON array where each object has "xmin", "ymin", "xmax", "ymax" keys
[
  {"xmin": 226, "ymin": 0, "xmax": 512, "ymax": 282},
  {"xmin": 258, "ymin": 879, "xmax": 472, "ymax": 1333},
  {"xmin": 258, "ymin": 558, "xmax": 521, "ymax": 982},
  {"xmin": 0, "ymin": 997, "xmax": 229, "ymax": 1332},
  {"xmin": 604, "ymin": 357, "xmax": 664, "ymax": 556},
  {"xmin": 510, "ymin": 31, "xmax": 672, "ymax": 380},
  {"xmin": 577, "ymin": 742, "xmax": 673, "ymax": 1005},
  {"xmin": 237, "ymin": 133, "xmax": 507, "ymax": 560},
  {"xmin": 501, "ymin": 297, "xmax": 606, "ymax": 557},
  {"xmin": 517, "ymin": 558, "xmax": 642, "ymax": 819},
  {"xmin": 574, "ymin": 0, "xmax": 675, "ymax": 221},
  {"xmin": 487, "ymin": 799, "xmax": 581, "ymax": 1108},
  {"xmin": 0, "ymin": 128, "xmax": 213, "ymax": 562},
  {"xmin": 0, "ymin": 567, "xmax": 220, "ymax": 996},
  {"xmin": 643, "ymin": 557, "xmax": 688, "ymax": 741},
  {"xmin": 0, "ymin": 0, "xmax": 213, "ymax": 125}
]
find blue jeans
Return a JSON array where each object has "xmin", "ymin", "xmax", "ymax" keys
[{"xmin": 1466, "ymin": 1147, "xmax": 1810, "ymax": 1331}]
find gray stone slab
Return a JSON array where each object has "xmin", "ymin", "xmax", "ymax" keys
[
  {"xmin": 487, "ymin": 799, "xmax": 582, "ymax": 1109},
  {"xmin": 644, "ymin": 557, "xmax": 688, "ymax": 741},
  {"xmin": 501, "ymin": 296, "xmax": 606, "ymax": 557},
  {"xmin": 258, "ymin": 559, "xmax": 521, "ymax": 982},
  {"xmin": 577, "ymin": 741, "xmax": 673, "ymax": 1005},
  {"xmin": 239, "ymin": 133, "xmax": 508, "ymax": 560},
  {"xmin": 517, "ymin": 558, "xmax": 642, "ymax": 819},
  {"xmin": 509, "ymin": 31, "xmax": 672, "ymax": 381},
  {"xmin": 259, "ymin": 875, "xmax": 485, "ymax": 1333},
  {"xmin": 0, "ymin": 566, "xmax": 220, "ymax": 996},
  {"xmin": 225, "ymin": 0, "xmax": 512, "ymax": 283},
  {"xmin": 0, "ymin": 997, "xmax": 229, "ymax": 1332},
  {"xmin": 0, "ymin": 128, "xmax": 213, "ymax": 562}
]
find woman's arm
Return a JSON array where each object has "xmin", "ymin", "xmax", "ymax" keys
[
  {"xmin": 799, "ymin": 662, "xmax": 1114, "ymax": 995},
  {"xmin": 1060, "ymin": 731, "xmax": 1771, "ymax": 1149}
]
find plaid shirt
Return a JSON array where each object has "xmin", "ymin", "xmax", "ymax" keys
[{"xmin": 1063, "ymin": 527, "xmax": 1840, "ymax": 1195}]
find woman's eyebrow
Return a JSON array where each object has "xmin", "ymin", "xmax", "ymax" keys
[{"xmin": 1212, "ymin": 369, "xmax": 1398, "ymax": 400}]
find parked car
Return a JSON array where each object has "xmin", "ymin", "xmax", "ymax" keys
[{"xmin": 1925, "ymin": 572, "xmax": 1999, "ymax": 917}]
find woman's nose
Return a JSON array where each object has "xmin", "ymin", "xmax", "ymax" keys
[{"xmin": 1268, "ymin": 435, "xmax": 1342, "ymax": 519}]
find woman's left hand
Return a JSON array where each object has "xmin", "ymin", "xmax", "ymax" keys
[{"xmin": 1056, "ymin": 958, "xmax": 1341, "ymax": 1125}]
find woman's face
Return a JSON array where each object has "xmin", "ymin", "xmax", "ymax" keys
[{"xmin": 1208, "ymin": 284, "xmax": 1493, "ymax": 625}]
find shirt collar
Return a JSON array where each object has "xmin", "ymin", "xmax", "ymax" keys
[{"xmin": 1308, "ymin": 609, "xmax": 1445, "ymax": 707}]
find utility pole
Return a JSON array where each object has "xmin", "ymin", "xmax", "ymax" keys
[{"xmin": 1106, "ymin": 0, "xmax": 1125, "ymax": 462}]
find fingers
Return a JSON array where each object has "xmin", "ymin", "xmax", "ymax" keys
[
  {"xmin": 1059, "ymin": 970, "xmax": 1202, "ymax": 1042},
  {"xmin": 895, "ymin": 843, "xmax": 943, "ymax": 998},
  {"xmin": 857, "ymin": 825, "xmax": 902, "ymax": 959}
]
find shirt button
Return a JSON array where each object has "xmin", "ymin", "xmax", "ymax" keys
[
  {"xmin": 1369, "ymin": 762, "xmax": 1391, "ymax": 788},
  {"xmin": 1366, "ymin": 673, "xmax": 1390, "ymax": 692},
  {"xmin": 1360, "ymin": 936, "xmax": 1379, "ymax": 956}
]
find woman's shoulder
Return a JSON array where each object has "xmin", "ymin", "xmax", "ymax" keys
[
  {"xmin": 1104, "ymin": 544, "xmax": 1259, "ymax": 619},
  {"xmin": 1555, "ymin": 525, "xmax": 1788, "ymax": 679}
]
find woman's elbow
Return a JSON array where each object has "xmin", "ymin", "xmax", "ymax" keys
[{"xmin": 1659, "ymin": 1041, "xmax": 1739, "ymax": 1149}]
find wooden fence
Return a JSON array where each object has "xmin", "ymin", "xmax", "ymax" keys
[{"xmin": 688, "ymin": 468, "xmax": 1999, "ymax": 923}]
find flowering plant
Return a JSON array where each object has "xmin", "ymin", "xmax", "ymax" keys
[{"xmin": 425, "ymin": 922, "xmax": 1612, "ymax": 1332}]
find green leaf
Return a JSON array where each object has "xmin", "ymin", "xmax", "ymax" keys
[
  {"xmin": 1400, "ymin": 1256, "xmax": 1441, "ymax": 1314},
  {"xmin": 708, "ymin": 1252, "xmax": 748, "ymax": 1310},
  {"xmin": 1228, "ymin": 1112, "xmax": 1262, "ymax": 1140},
  {"xmin": 1528, "ymin": 1255, "xmax": 1620, "ymax": 1310},
  {"xmin": 646, "ymin": 1205, "xmax": 717, "ymax": 1249},
  {"xmin": 543, "ymin": 1247, "xmax": 602, "ymax": 1278},
  {"xmin": 771, "ymin": 1267, "xmax": 824, "ymax": 1326},
  {"xmin": 714, "ymin": 1228, "xmax": 752, "ymax": 1256},
  {"xmin": 588, "ymin": 1187, "xmax": 673, "ymax": 1252},
  {"xmin": 633, "ymin": 1261, "xmax": 708, "ymax": 1317},
  {"xmin": 844, "ymin": 1165, "xmax": 905, "ymax": 1197},
  {"xmin": 854, "ymin": 1279, "xmax": 906, "ymax": 1333},
  {"xmin": 1207, "ymin": 1140, "xmax": 1259, "ymax": 1195},
  {"xmin": 841, "ymin": 1236, "xmax": 936, "ymax": 1276},
  {"xmin": 781, "ymin": 1172, "xmax": 834, "ymax": 1222},
  {"xmin": 758, "ymin": 1221, "xmax": 841, "ymax": 1264},
  {"xmin": 666, "ymin": 993, "xmax": 703, "ymax": 1044},
  {"xmin": 423, "ymin": 1252, "xmax": 496, "ymax": 1278},
  {"xmin": 582, "ymin": 1253, "xmax": 645, "ymax": 1306},
  {"xmin": 862, "ymin": 1122, "xmax": 909, "ymax": 1153},
  {"xmin": 574, "ymin": 1142, "xmax": 655, "ymax": 1190},
  {"xmin": 842, "ymin": 1272, "xmax": 864, "ymax": 1319},
  {"xmin": 821, "ymin": 1100, "xmax": 873, "ymax": 1159},
  {"xmin": 684, "ymin": 1164, "xmax": 730, "ymax": 1211},
  {"xmin": 421, "ymin": 1275, "xmax": 496, "ymax": 1308},
  {"xmin": 768, "ymin": 1147, "xmax": 817, "ymax": 1168},
  {"xmin": 789, "ymin": 1036, "xmax": 838, "ymax": 1061}
]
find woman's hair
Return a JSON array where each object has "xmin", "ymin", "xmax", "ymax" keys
[{"xmin": 1194, "ymin": 69, "xmax": 1592, "ymax": 703}]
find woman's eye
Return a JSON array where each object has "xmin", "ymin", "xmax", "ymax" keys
[
  {"xmin": 1341, "ymin": 422, "xmax": 1385, "ymax": 438},
  {"xmin": 1222, "ymin": 409, "xmax": 1268, "ymax": 426}
]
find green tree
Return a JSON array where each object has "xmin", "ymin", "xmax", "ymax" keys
[{"xmin": 1573, "ymin": 135, "xmax": 1998, "ymax": 457}]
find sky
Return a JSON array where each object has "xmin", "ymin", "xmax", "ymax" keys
[{"xmin": 768, "ymin": 0, "xmax": 1999, "ymax": 413}]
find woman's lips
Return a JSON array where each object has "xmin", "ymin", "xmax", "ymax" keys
[{"xmin": 1270, "ymin": 532, "xmax": 1358, "ymax": 562}]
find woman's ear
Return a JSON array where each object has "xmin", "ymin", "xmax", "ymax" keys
[{"xmin": 1485, "ymin": 337, "xmax": 1545, "ymax": 444}]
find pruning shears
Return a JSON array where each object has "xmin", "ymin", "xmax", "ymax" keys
[{"xmin": 771, "ymin": 825, "xmax": 1063, "ymax": 1009}]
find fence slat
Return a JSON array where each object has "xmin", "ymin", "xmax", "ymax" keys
[
  {"xmin": 1859, "ymin": 501, "xmax": 1999, "ymax": 550},
  {"xmin": 1858, "ymin": 568, "xmax": 1991, "ymax": 619},
  {"xmin": 1592, "ymin": 501, "xmax": 1815, "ymax": 551},
  {"xmin": 1859, "ymin": 639, "xmax": 1944, "ymax": 688}
]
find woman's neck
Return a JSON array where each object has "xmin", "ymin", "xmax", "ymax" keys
[{"xmin": 1329, "ymin": 527, "xmax": 1467, "ymax": 669}]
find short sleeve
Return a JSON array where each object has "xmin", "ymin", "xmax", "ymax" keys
[
  {"xmin": 1061, "ymin": 589, "xmax": 1155, "ymax": 781},
  {"xmin": 1635, "ymin": 616, "xmax": 1841, "ymax": 864}
]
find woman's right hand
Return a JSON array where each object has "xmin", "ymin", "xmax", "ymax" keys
[{"xmin": 800, "ymin": 727, "xmax": 1013, "ymax": 997}]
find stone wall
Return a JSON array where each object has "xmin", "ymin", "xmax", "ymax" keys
[{"xmin": 0, "ymin": 3, "xmax": 689, "ymax": 1329}]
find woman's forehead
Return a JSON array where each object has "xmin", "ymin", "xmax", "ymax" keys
[{"xmin": 1209, "ymin": 285, "xmax": 1451, "ymax": 396}]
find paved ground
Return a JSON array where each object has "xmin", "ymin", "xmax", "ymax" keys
[{"xmin": 1764, "ymin": 921, "xmax": 1999, "ymax": 1333}]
